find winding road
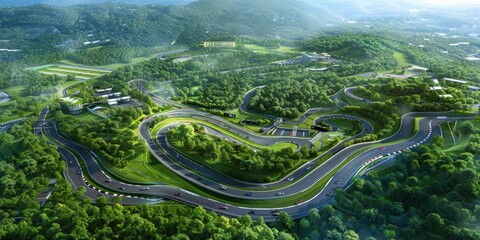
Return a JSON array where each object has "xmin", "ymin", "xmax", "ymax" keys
[
  {"xmin": 38, "ymin": 105, "xmax": 472, "ymax": 221},
  {"xmin": 31, "ymin": 53, "xmax": 476, "ymax": 221}
]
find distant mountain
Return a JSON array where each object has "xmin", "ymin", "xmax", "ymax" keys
[
  {"xmin": 174, "ymin": 0, "xmax": 337, "ymax": 41},
  {"xmin": 300, "ymin": 0, "xmax": 480, "ymax": 17},
  {"xmin": 0, "ymin": 0, "xmax": 196, "ymax": 8},
  {"xmin": 0, "ymin": 0, "xmax": 339, "ymax": 48}
]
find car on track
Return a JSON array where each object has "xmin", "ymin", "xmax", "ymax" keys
[
  {"xmin": 174, "ymin": 193, "xmax": 182, "ymax": 196},
  {"xmin": 248, "ymin": 210, "xmax": 256, "ymax": 215},
  {"xmin": 141, "ymin": 187, "xmax": 150, "ymax": 191},
  {"xmin": 380, "ymin": 146, "xmax": 385, "ymax": 150},
  {"xmin": 287, "ymin": 177, "xmax": 294, "ymax": 181},
  {"xmin": 245, "ymin": 192, "xmax": 253, "ymax": 196},
  {"xmin": 105, "ymin": 179, "xmax": 112, "ymax": 183},
  {"xmin": 220, "ymin": 206, "xmax": 229, "ymax": 210},
  {"xmin": 119, "ymin": 187, "xmax": 125, "ymax": 190},
  {"xmin": 335, "ymin": 180, "xmax": 341, "ymax": 184},
  {"xmin": 276, "ymin": 192, "xmax": 284, "ymax": 195},
  {"xmin": 220, "ymin": 186, "xmax": 227, "ymax": 190}
]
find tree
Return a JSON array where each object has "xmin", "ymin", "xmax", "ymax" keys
[
  {"xmin": 277, "ymin": 212, "xmax": 294, "ymax": 230},
  {"xmin": 423, "ymin": 213, "xmax": 444, "ymax": 233},
  {"xmin": 343, "ymin": 230, "xmax": 360, "ymax": 240}
]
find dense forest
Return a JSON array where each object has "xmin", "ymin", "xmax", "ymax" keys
[
  {"xmin": 167, "ymin": 124, "xmax": 318, "ymax": 182},
  {"xmin": 2, "ymin": 118, "xmax": 479, "ymax": 239},
  {"xmin": 247, "ymin": 72, "xmax": 354, "ymax": 119}
]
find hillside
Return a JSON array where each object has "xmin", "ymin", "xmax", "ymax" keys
[
  {"xmin": 0, "ymin": 0, "xmax": 196, "ymax": 7},
  {"xmin": 303, "ymin": 35, "xmax": 395, "ymax": 60},
  {"xmin": 0, "ymin": 0, "xmax": 337, "ymax": 51}
]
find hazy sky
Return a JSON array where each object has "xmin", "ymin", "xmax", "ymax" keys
[{"xmin": 418, "ymin": 0, "xmax": 480, "ymax": 5}]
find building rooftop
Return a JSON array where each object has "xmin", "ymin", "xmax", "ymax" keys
[
  {"xmin": 60, "ymin": 97, "xmax": 83, "ymax": 105},
  {"xmin": 444, "ymin": 78, "xmax": 468, "ymax": 84}
]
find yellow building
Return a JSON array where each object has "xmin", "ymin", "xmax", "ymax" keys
[{"xmin": 203, "ymin": 41, "xmax": 236, "ymax": 48}]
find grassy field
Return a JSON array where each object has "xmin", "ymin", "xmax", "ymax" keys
[
  {"xmin": 296, "ymin": 110, "xmax": 338, "ymax": 129},
  {"xmin": 223, "ymin": 108, "xmax": 273, "ymax": 133},
  {"xmin": 326, "ymin": 118, "xmax": 353, "ymax": 132},
  {"xmin": 444, "ymin": 120, "xmax": 477, "ymax": 154},
  {"xmin": 243, "ymin": 44, "xmax": 299, "ymax": 54},
  {"xmin": 352, "ymin": 88, "xmax": 394, "ymax": 102},
  {"xmin": 393, "ymin": 51, "xmax": 409, "ymax": 67},
  {"xmin": 2, "ymin": 85, "xmax": 29, "ymax": 98},
  {"xmin": 29, "ymin": 64, "xmax": 111, "ymax": 80},
  {"xmin": 59, "ymin": 57, "xmax": 152, "ymax": 71},
  {"xmin": 440, "ymin": 122, "xmax": 455, "ymax": 149}
]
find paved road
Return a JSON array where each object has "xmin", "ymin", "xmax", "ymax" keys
[
  {"xmin": 43, "ymin": 105, "xmax": 466, "ymax": 220},
  {"xmin": 0, "ymin": 118, "xmax": 25, "ymax": 133},
  {"xmin": 344, "ymin": 86, "xmax": 373, "ymax": 103},
  {"xmin": 40, "ymin": 73, "xmax": 476, "ymax": 221},
  {"xmin": 155, "ymin": 49, "xmax": 188, "ymax": 60}
]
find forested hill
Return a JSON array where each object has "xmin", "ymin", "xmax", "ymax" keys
[
  {"xmin": 176, "ymin": 0, "xmax": 334, "ymax": 42},
  {"xmin": 0, "ymin": 0, "xmax": 196, "ymax": 8},
  {"xmin": 0, "ymin": 0, "xmax": 336, "ymax": 48}
]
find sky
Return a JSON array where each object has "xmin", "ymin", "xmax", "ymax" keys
[{"xmin": 416, "ymin": 0, "xmax": 480, "ymax": 5}]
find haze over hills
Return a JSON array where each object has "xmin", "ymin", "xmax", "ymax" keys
[
  {"xmin": 0, "ymin": 0, "xmax": 197, "ymax": 7},
  {"xmin": 301, "ymin": 0, "xmax": 480, "ymax": 17},
  {"xmin": 0, "ymin": 0, "xmax": 337, "ymax": 48}
]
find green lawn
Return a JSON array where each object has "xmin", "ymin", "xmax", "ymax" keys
[
  {"xmin": 224, "ymin": 108, "xmax": 273, "ymax": 133},
  {"xmin": 296, "ymin": 109, "xmax": 338, "ymax": 129},
  {"xmin": 59, "ymin": 58, "xmax": 151, "ymax": 71},
  {"xmin": 440, "ymin": 122, "xmax": 455, "ymax": 149},
  {"xmin": 243, "ymin": 44, "xmax": 299, "ymax": 54},
  {"xmin": 324, "ymin": 118, "xmax": 358, "ymax": 135},
  {"xmin": 444, "ymin": 120, "xmax": 478, "ymax": 154},
  {"xmin": 393, "ymin": 51, "xmax": 409, "ymax": 67},
  {"xmin": 2, "ymin": 85, "xmax": 29, "ymax": 98},
  {"xmin": 352, "ymin": 88, "xmax": 394, "ymax": 102},
  {"xmin": 57, "ymin": 45, "xmax": 184, "ymax": 70}
]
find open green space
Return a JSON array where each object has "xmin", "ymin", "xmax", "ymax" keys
[
  {"xmin": 443, "ymin": 119, "xmax": 479, "ymax": 153},
  {"xmin": 30, "ymin": 64, "xmax": 111, "ymax": 80},
  {"xmin": 440, "ymin": 122, "xmax": 455, "ymax": 149},
  {"xmin": 223, "ymin": 108, "xmax": 273, "ymax": 132},
  {"xmin": 393, "ymin": 51, "xmax": 409, "ymax": 67},
  {"xmin": 243, "ymin": 44, "xmax": 299, "ymax": 54},
  {"xmin": 59, "ymin": 59, "xmax": 152, "ymax": 71},
  {"xmin": 1, "ymin": 85, "xmax": 29, "ymax": 98}
]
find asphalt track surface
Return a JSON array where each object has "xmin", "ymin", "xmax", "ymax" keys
[
  {"xmin": 38, "ymin": 102, "xmax": 473, "ymax": 221},
  {"xmin": 33, "ymin": 59, "xmax": 475, "ymax": 220}
]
